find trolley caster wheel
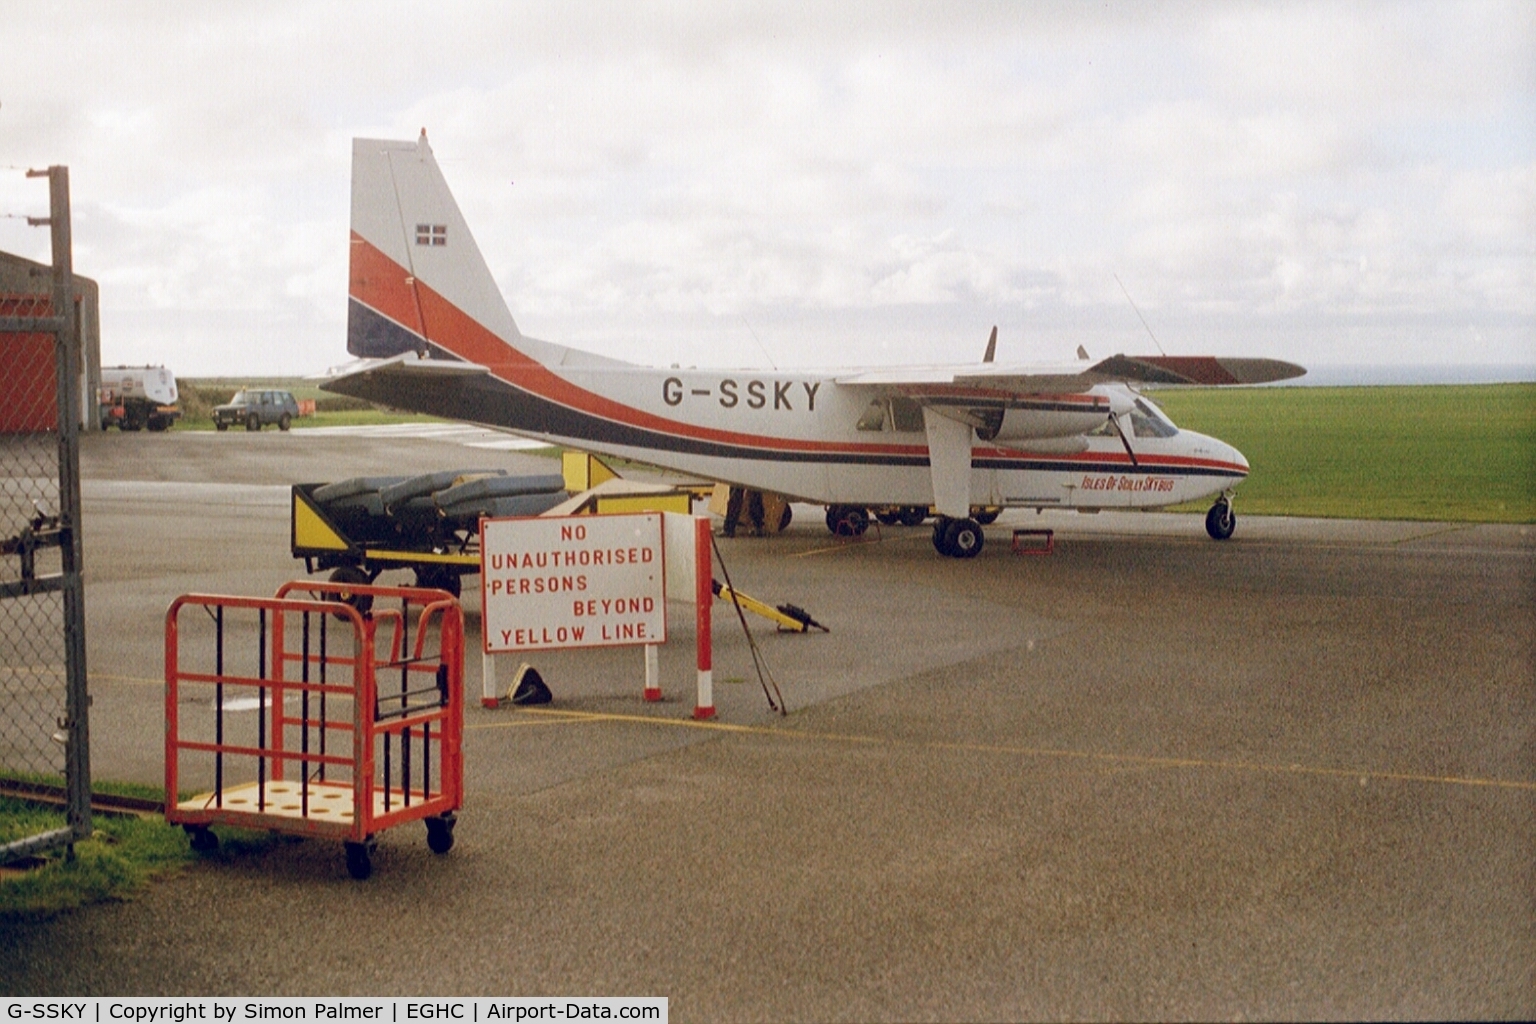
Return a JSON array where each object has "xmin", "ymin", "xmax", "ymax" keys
[
  {"xmin": 344, "ymin": 840, "xmax": 375, "ymax": 880},
  {"xmin": 426, "ymin": 814, "xmax": 456, "ymax": 855},
  {"xmin": 185, "ymin": 826, "xmax": 218, "ymax": 854}
]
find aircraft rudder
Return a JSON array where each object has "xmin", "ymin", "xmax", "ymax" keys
[{"xmin": 347, "ymin": 132, "xmax": 528, "ymax": 364}]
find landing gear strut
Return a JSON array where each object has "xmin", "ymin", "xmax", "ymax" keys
[
  {"xmin": 1205, "ymin": 496, "xmax": 1236, "ymax": 540},
  {"xmin": 932, "ymin": 516, "xmax": 985, "ymax": 558}
]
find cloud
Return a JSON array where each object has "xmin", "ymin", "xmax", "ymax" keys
[{"xmin": 0, "ymin": 0, "xmax": 1532, "ymax": 373}]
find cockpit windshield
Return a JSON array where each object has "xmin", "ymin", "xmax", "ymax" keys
[{"xmin": 1130, "ymin": 397, "xmax": 1179, "ymax": 438}]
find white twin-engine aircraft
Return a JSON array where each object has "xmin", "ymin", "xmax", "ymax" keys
[{"xmin": 323, "ymin": 133, "xmax": 1305, "ymax": 558}]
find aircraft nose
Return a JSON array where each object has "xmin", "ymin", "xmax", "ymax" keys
[{"xmin": 1229, "ymin": 442, "xmax": 1250, "ymax": 477}]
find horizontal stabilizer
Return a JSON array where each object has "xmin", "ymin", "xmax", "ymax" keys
[{"xmin": 318, "ymin": 352, "xmax": 492, "ymax": 403}]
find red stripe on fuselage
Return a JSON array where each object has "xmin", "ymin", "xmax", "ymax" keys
[
  {"xmin": 348, "ymin": 235, "xmax": 1244, "ymax": 475},
  {"xmin": 350, "ymin": 234, "xmax": 927, "ymax": 456}
]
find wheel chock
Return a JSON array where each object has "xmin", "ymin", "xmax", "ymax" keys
[{"xmin": 509, "ymin": 663, "xmax": 552, "ymax": 705}]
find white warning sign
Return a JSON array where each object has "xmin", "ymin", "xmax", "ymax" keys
[{"xmin": 479, "ymin": 513, "xmax": 666, "ymax": 653}]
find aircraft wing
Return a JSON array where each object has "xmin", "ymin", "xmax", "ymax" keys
[
  {"xmin": 835, "ymin": 353, "xmax": 1304, "ymax": 521},
  {"xmin": 835, "ymin": 354, "xmax": 1306, "ymax": 394}
]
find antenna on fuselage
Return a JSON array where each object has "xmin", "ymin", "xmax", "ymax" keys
[
  {"xmin": 741, "ymin": 316, "xmax": 778, "ymax": 371},
  {"xmin": 1114, "ymin": 275, "xmax": 1167, "ymax": 357},
  {"xmin": 983, "ymin": 325, "xmax": 998, "ymax": 363}
]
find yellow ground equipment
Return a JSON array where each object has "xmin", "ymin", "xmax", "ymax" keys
[{"xmin": 712, "ymin": 580, "xmax": 828, "ymax": 633}]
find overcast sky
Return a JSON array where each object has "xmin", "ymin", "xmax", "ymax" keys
[{"xmin": 1, "ymin": 1, "xmax": 1532, "ymax": 376}]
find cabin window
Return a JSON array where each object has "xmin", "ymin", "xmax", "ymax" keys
[
  {"xmin": 856, "ymin": 401, "xmax": 887, "ymax": 431},
  {"xmin": 857, "ymin": 397, "xmax": 927, "ymax": 433},
  {"xmin": 890, "ymin": 398, "xmax": 925, "ymax": 433}
]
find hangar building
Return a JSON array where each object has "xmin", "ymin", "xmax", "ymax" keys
[{"xmin": 0, "ymin": 249, "xmax": 102, "ymax": 432}]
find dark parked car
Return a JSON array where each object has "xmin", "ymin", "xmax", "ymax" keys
[{"xmin": 213, "ymin": 389, "xmax": 300, "ymax": 431}]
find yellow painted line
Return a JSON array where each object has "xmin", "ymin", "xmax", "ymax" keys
[
  {"xmin": 789, "ymin": 535, "xmax": 902, "ymax": 559},
  {"xmin": 91, "ymin": 673, "xmax": 164, "ymax": 687},
  {"xmin": 1388, "ymin": 523, "xmax": 1476, "ymax": 545},
  {"xmin": 472, "ymin": 706, "xmax": 1536, "ymax": 793},
  {"xmin": 471, "ymin": 715, "xmax": 594, "ymax": 729}
]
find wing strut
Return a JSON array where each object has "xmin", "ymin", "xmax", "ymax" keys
[
  {"xmin": 922, "ymin": 407, "xmax": 974, "ymax": 518},
  {"xmin": 1109, "ymin": 414, "xmax": 1139, "ymax": 467}
]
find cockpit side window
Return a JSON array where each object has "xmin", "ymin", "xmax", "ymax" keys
[{"xmin": 1130, "ymin": 398, "xmax": 1179, "ymax": 438}]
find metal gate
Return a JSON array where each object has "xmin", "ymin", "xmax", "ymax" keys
[{"xmin": 0, "ymin": 165, "xmax": 91, "ymax": 863}]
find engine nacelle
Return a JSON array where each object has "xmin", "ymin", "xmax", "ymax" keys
[
  {"xmin": 974, "ymin": 401, "xmax": 1108, "ymax": 443},
  {"xmin": 987, "ymin": 434, "xmax": 1090, "ymax": 454}
]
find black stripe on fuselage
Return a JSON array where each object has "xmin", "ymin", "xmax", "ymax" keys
[
  {"xmin": 973, "ymin": 456, "xmax": 1245, "ymax": 479},
  {"xmin": 336, "ymin": 300, "xmax": 1242, "ymax": 478}
]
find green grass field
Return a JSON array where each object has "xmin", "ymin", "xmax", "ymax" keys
[
  {"xmin": 1155, "ymin": 383, "xmax": 1536, "ymax": 523},
  {"xmin": 175, "ymin": 377, "xmax": 442, "ymax": 430},
  {"xmin": 1, "ymin": 778, "xmax": 281, "ymax": 919}
]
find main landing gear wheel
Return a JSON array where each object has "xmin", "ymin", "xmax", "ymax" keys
[
  {"xmin": 1205, "ymin": 499, "xmax": 1236, "ymax": 540},
  {"xmin": 972, "ymin": 508, "xmax": 1001, "ymax": 526},
  {"xmin": 874, "ymin": 509, "xmax": 902, "ymax": 526},
  {"xmin": 825, "ymin": 505, "xmax": 870, "ymax": 537},
  {"xmin": 932, "ymin": 517, "xmax": 985, "ymax": 558},
  {"xmin": 896, "ymin": 506, "xmax": 928, "ymax": 527}
]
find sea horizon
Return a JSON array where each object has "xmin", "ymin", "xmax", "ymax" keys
[{"xmin": 1277, "ymin": 363, "xmax": 1536, "ymax": 387}]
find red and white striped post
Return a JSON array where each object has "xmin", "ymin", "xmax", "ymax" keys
[
  {"xmin": 693, "ymin": 515, "xmax": 715, "ymax": 719},
  {"xmin": 643, "ymin": 644, "xmax": 661, "ymax": 702}
]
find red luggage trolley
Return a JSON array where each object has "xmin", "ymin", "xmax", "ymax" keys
[{"xmin": 165, "ymin": 581, "xmax": 464, "ymax": 879}]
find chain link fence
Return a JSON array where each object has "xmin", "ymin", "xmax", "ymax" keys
[{"xmin": 1, "ymin": 165, "xmax": 91, "ymax": 863}]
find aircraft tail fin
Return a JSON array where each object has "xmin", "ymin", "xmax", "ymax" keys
[{"xmin": 348, "ymin": 133, "xmax": 580, "ymax": 368}]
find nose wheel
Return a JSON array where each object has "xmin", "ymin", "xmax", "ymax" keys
[{"xmin": 1205, "ymin": 497, "xmax": 1236, "ymax": 540}]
